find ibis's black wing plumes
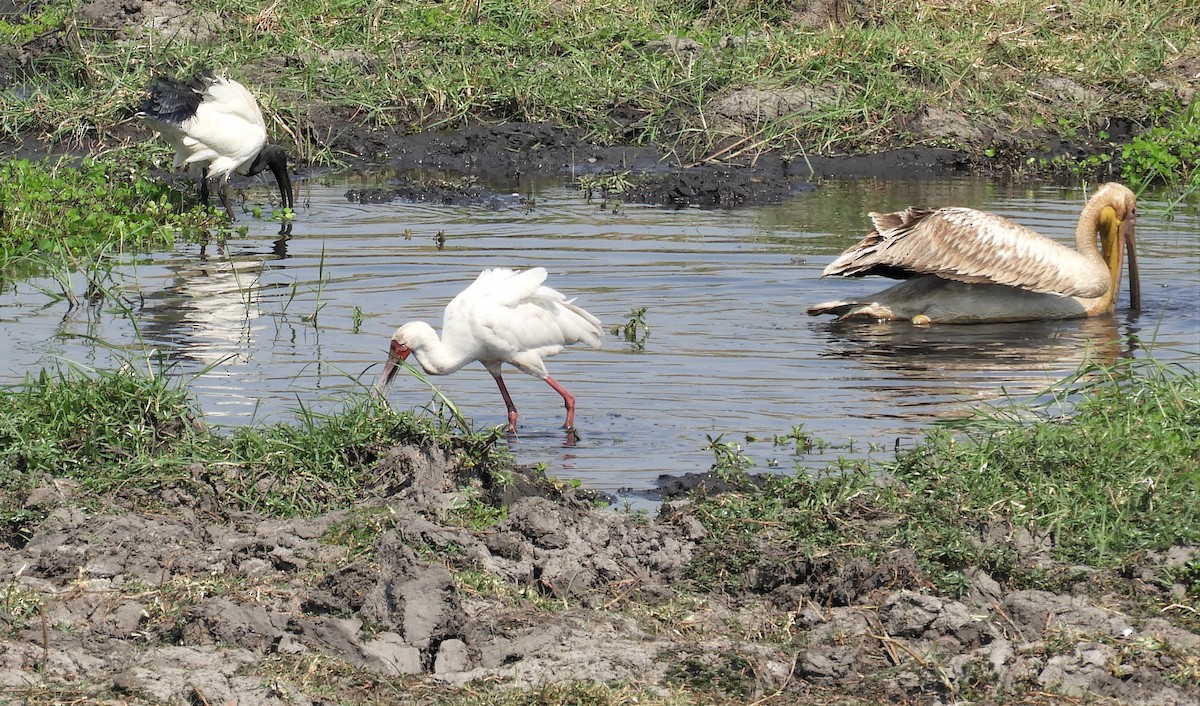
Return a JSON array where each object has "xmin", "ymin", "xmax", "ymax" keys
[{"xmin": 139, "ymin": 74, "xmax": 205, "ymax": 125}]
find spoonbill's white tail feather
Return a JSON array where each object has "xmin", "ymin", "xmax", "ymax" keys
[{"xmin": 557, "ymin": 297, "xmax": 604, "ymax": 349}]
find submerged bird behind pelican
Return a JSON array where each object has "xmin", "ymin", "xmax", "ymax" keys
[{"xmin": 807, "ymin": 182, "xmax": 1140, "ymax": 324}]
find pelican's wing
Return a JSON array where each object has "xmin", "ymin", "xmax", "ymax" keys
[{"xmin": 822, "ymin": 207, "xmax": 1107, "ymax": 298}]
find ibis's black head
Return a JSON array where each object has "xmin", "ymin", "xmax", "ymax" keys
[{"xmin": 246, "ymin": 145, "xmax": 294, "ymax": 212}]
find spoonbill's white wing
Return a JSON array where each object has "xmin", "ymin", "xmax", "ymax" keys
[{"xmin": 442, "ymin": 268, "xmax": 601, "ymax": 370}]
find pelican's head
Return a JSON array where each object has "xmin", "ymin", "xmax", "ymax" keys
[{"xmin": 1095, "ymin": 182, "xmax": 1140, "ymax": 312}]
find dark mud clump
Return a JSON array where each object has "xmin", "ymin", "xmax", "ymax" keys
[
  {"xmin": 328, "ymin": 123, "xmax": 980, "ymax": 209},
  {"xmin": 313, "ymin": 117, "xmax": 989, "ymax": 210},
  {"xmin": 627, "ymin": 470, "xmax": 771, "ymax": 502},
  {"xmin": 332, "ymin": 122, "xmax": 819, "ymax": 209},
  {"xmin": 3, "ymin": 448, "xmax": 1198, "ymax": 705},
  {"xmin": 345, "ymin": 176, "xmax": 525, "ymax": 210}
]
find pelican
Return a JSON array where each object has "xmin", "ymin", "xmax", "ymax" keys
[
  {"xmin": 137, "ymin": 70, "xmax": 294, "ymax": 218},
  {"xmin": 807, "ymin": 182, "xmax": 1140, "ymax": 324},
  {"xmin": 375, "ymin": 267, "xmax": 603, "ymax": 433}
]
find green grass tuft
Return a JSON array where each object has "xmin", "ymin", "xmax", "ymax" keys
[
  {"xmin": 2, "ymin": 0, "xmax": 1196, "ymax": 180},
  {"xmin": 0, "ymin": 362, "xmax": 511, "ymax": 542},
  {"xmin": 892, "ymin": 358, "xmax": 1199, "ymax": 570},
  {"xmin": 687, "ymin": 358, "xmax": 1200, "ymax": 596}
]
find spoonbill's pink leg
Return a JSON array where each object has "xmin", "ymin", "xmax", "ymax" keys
[{"xmin": 543, "ymin": 375, "xmax": 577, "ymax": 430}]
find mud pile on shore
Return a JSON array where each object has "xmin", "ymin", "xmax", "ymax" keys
[{"xmin": 3, "ymin": 445, "xmax": 1196, "ymax": 705}]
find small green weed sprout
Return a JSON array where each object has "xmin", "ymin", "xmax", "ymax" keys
[
  {"xmin": 577, "ymin": 171, "xmax": 634, "ymax": 203},
  {"xmin": 703, "ymin": 434, "xmax": 755, "ymax": 483},
  {"xmin": 610, "ymin": 307, "xmax": 650, "ymax": 350}
]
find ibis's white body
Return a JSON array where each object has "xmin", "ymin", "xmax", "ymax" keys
[{"xmin": 140, "ymin": 74, "xmax": 267, "ymax": 183}]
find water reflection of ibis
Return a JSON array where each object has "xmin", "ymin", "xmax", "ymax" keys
[
  {"xmin": 141, "ymin": 252, "xmax": 269, "ymax": 368},
  {"xmin": 809, "ymin": 183, "xmax": 1141, "ymax": 324}
]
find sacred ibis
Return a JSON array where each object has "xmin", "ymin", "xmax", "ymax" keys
[{"xmin": 137, "ymin": 70, "xmax": 294, "ymax": 218}]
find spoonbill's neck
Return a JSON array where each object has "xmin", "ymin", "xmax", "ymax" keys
[{"xmin": 404, "ymin": 323, "xmax": 475, "ymax": 376}]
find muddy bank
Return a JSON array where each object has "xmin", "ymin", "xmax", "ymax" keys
[
  {"xmin": 2, "ymin": 0, "xmax": 1130, "ymax": 210},
  {"xmin": 325, "ymin": 121, "xmax": 981, "ymax": 208},
  {"xmin": 2, "ymin": 5, "xmax": 1134, "ymax": 209},
  {"xmin": 4, "ymin": 0, "xmax": 1181, "ymax": 207},
  {"xmin": 26, "ymin": 114, "xmax": 988, "ymax": 209},
  {"xmin": 2, "ymin": 448, "xmax": 1197, "ymax": 705}
]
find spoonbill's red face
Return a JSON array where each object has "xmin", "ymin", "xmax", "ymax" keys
[{"xmin": 375, "ymin": 338, "xmax": 413, "ymax": 390}]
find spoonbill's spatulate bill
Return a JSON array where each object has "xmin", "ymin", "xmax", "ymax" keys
[
  {"xmin": 808, "ymin": 182, "xmax": 1140, "ymax": 324},
  {"xmin": 137, "ymin": 70, "xmax": 294, "ymax": 218},
  {"xmin": 375, "ymin": 267, "xmax": 603, "ymax": 433}
]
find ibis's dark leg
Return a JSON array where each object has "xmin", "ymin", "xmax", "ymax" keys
[
  {"xmin": 216, "ymin": 179, "xmax": 236, "ymax": 218},
  {"xmin": 199, "ymin": 169, "xmax": 235, "ymax": 218}
]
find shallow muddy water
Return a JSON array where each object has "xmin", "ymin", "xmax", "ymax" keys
[{"xmin": 2, "ymin": 176, "xmax": 1197, "ymax": 499}]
